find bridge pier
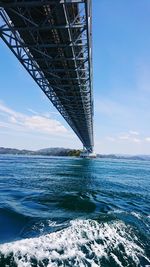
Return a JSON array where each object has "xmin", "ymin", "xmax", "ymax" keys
[{"xmin": 80, "ymin": 147, "xmax": 96, "ymax": 158}]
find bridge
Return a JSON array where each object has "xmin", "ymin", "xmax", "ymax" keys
[{"xmin": 0, "ymin": 0, "xmax": 94, "ymax": 154}]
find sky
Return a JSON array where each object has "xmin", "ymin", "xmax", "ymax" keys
[{"xmin": 0, "ymin": 0, "xmax": 150, "ymax": 154}]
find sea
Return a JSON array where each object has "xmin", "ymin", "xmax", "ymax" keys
[{"xmin": 0, "ymin": 155, "xmax": 149, "ymax": 267}]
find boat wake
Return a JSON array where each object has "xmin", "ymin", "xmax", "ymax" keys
[{"xmin": 0, "ymin": 219, "xmax": 149, "ymax": 267}]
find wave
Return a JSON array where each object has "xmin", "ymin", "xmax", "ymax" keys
[{"xmin": 0, "ymin": 219, "xmax": 149, "ymax": 267}]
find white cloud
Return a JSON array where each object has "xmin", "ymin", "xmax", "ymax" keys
[
  {"xmin": 27, "ymin": 108, "xmax": 39, "ymax": 115},
  {"xmin": 0, "ymin": 101, "xmax": 22, "ymax": 118},
  {"xmin": 23, "ymin": 115, "xmax": 67, "ymax": 134},
  {"xmin": 145, "ymin": 137, "xmax": 150, "ymax": 142},
  {"xmin": 27, "ymin": 108, "xmax": 59, "ymax": 118},
  {"xmin": 119, "ymin": 134, "xmax": 130, "ymax": 140},
  {"xmin": 106, "ymin": 131, "xmax": 142, "ymax": 144},
  {"xmin": 118, "ymin": 131, "xmax": 141, "ymax": 143},
  {"xmin": 106, "ymin": 136, "xmax": 115, "ymax": 142},
  {"xmin": 129, "ymin": 130, "xmax": 139, "ymax": 135},
  {"xmin": 132, "ymin": 138, "xmax": 141, "ymax": 143},
  {"xmin": 0, "ymin": 102, "xmax": 69, "ymax": 136}
]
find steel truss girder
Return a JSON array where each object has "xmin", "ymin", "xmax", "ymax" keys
[
  {"xmin": 0, "ymin": 1, "xmax": 85, "ymax": 8},
  {"xmin": 3, "ymin": 24, "xmax": 86, "ymax": 31},
  {"xmin": 0, "ymin": 0, "xmax": 94, "ymax": 152},
  {"xmin": 11, "ymin": 43, "xmax": 87, "ymax": 48}
]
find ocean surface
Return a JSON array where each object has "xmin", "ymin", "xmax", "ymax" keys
[{"xmin": 0, "ymin": 155, "xmax": 149, "ymax": 267}]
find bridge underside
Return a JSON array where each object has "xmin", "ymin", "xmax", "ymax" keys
[{"xmin": 0, "ymin": 0, "xmax": 94, "ymax": 152}]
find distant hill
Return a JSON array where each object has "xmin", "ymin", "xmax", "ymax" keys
[
  {"xmin": 0, "ymin": 147, "xmax": 81, "ymax": 157},
  {"xmin": 97, "ymin": 154, "xmax": 150, "ymax": 161},
  {"xmin": 0, "ymin": 147, "xmax": 32, "ymax": 155},
  {"xmin": 0, "ymin": 147, "xmax": 150, "ymax": 160},
  {"xmin": 36, "ymin": 147, "xmax": 81, "ymax": 156},
  {"xmin": 37, "ymin": 147, "xmax": 70, "ymax": 156}
]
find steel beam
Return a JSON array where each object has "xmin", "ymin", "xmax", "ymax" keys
[
  {"xmin": 11, "ymin": 43, "xmax": 87, "ymax": 48},
  {"xmin": 3, "ymin": 24, "xmax": 86, "ymax": 32},
  {"xmin": 0, "ymin": 0, "xmax": 85, "ymax": 8}
]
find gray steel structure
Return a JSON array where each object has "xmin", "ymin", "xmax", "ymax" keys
[{"xmin": 0, "ymin": 0, "xmax": 94, "ymax": 152}]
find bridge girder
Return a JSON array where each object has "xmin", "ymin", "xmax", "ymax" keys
[{"xmin": 0, "ymin": 0, "xmax": 94, "ymax": 152}]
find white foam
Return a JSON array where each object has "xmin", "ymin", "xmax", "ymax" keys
[
  {"xmin": 0, "ymin": 219, "xmax": 149, "ymax": 267},
  {"xmin": 131, "ymin": 212, "xmax": 142, "ymax": 219},
  {"xmin": 110, "ymin": 253, "xmax": 124, "ymax": 267}
]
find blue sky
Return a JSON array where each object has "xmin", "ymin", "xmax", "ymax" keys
[{"xmin": 0, "ymin": 0, "xmax": 150, "ymax": 154}]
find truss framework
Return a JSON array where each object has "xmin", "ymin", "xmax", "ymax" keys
[{"xmin": 0, "ymin": 0, "xmax": 94, "ymax": 152}]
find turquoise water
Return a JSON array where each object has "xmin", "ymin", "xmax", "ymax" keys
[{"xmin": 0, "ymin": 155, "xmax": 149, "ymax": 266}]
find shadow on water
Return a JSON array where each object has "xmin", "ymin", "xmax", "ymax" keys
[{"xmin": 37, "ymin": 158, "xmax": 98, "ymax": 215}]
